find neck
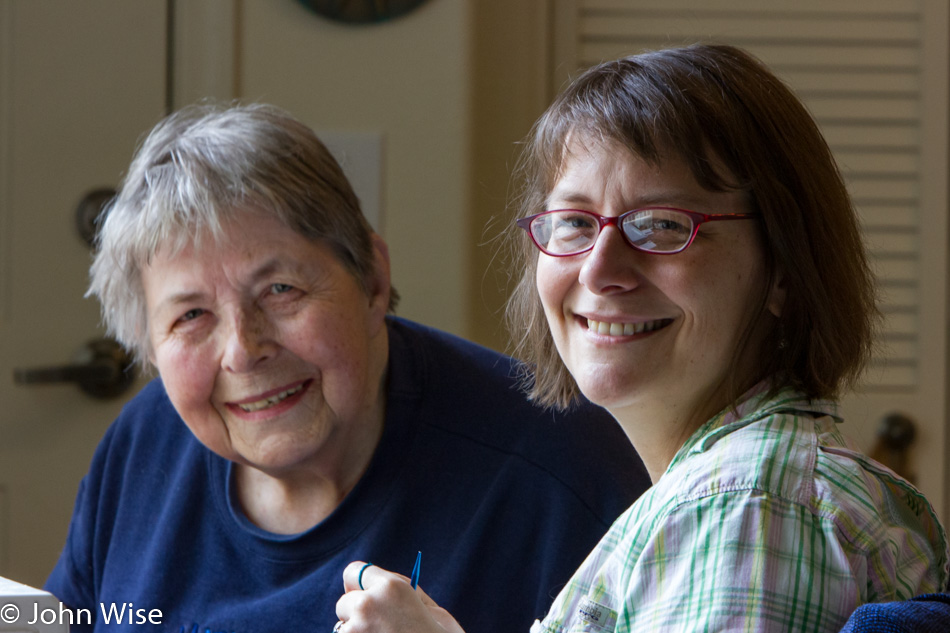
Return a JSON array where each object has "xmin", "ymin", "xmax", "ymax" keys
[
  {"xmin": 235, "ymin": 328, "xmax": 390, "ymax": 535},
  {"xmin": 609, "ymin": 404, "xmax": 700, "ymax": 484},
  {"xmin": 608, "ymin": 382, "xmax": 733, "ymax": 483},
  {"xmin": 234, "ymin": 457, "xmax": 373, "ymax": 534}
]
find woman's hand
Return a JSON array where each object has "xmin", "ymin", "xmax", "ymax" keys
[{"xmin": 335, "ymin": 561, "xmax": 465, "ymax": 633}]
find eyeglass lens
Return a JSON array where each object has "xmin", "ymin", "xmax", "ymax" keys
[{"xmin": 530, "ymin": 208, "xmax": 694, "ymax": 255}]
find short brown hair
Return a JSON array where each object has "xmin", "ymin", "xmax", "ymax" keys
[{"xmin": 505, "ymin": 44, "xmax": 876, "ymax": 409}]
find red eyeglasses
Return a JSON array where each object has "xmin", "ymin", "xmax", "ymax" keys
[{"xmin": 516, "ymin": 207, "xmax": 759, "ymax": 256}]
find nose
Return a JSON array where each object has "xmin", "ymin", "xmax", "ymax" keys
[
  {"xmin": 221, "ymin": 308, "xmax": 275, "ymax": 373},
  {"xmin": 577, "ymin": 224, "xmax": 643, "ymax": 295}
]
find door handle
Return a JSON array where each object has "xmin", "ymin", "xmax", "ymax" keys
[
  {"xmin": 75, "ymin": 188, "xmax": 116, "ymax": 247},
  {"xmin": 13, "ymin": 337, "xmax": 136, "ymax": 399},
  {"xmin": 868, "ymin": 412, "xmax": 916, "ymax": 483}
]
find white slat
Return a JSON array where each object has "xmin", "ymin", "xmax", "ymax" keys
[
  {"xmin": 780, "ymin": 71, "xmax": 918, "ymax": 94},
  {"xmin": 846, "ymin": 179, "xmax": 918, "ymax": 202},
  {"xmin": 581, "ymin": 0, "xmax": 919, "ymax": 15},
  {"xmin": 873, "ymin": 259, "xmax": 918, "ymax": 284},
  {"xmin": 881, "ymin": 311, "xmax": 918, "ymax": 337},
  {"xmin": 580, "ymin": 16, "xmax": 919, "ymax": 43},
  {"xmin": 874, "ymin": 338, "xmax": 916, "ymax": 363},
  {"xmin": 878, "ymin": 285, "xmax": 918, "ymax": 310},
  {"xmin": 822, "ymin": 125, "xmax": 918, "ymax": 150},
  {"xmin": 859, "ymin": 205, "xmax": 918, "ymax": 228},
  {"xmin": 579, "ymin": 42, "xmax": 922, "ymax": 70},
  {"xmin": 808, "ymin": 97, "xmax": 918, "ymax": 122},
  {"xmin": 862, "ymin": 362, "xmax": 916, "ymax": 389},
  {"xmin": 866, "ymin": 231, "xmax": 918, "ymax": 256},
  {"xmin": 836, "ymin": 151, "xmax": 917, "ymax": 176}
]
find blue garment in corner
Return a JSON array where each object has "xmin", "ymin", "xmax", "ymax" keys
[{"xmin": 839, "ymin": 594, "xmax": 950, "ymax": 633}]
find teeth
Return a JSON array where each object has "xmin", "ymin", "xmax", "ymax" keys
[
  {"xmin": 587, "ymin": 318, "xmax": 668, "ymax": 336},
  {"xmin": 238, "ymin": 385, "xmax": 303, "ymax": 412}
]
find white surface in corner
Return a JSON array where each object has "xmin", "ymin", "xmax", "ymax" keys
[
  {"xmin": 319, "ymin": 131, "xmax": 384, "ymax": 232},
  {"xmin": 0, "ymin": 576, "xmax": 67, "ymax": 632}
]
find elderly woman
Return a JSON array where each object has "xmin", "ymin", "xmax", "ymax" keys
[
  {"xmin": 44, "ymin": 104, "xmax": 650, "ymax": 632},
  {"xmin": 335, "ymin": 44, "xmax": 949, "ymax": 632}
]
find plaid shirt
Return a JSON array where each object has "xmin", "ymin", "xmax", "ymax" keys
[{"xmin": 532, "ymin": 384, "xmax": 949, "ymax": 633}]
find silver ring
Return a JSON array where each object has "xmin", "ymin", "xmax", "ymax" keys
[
  {"xmin": 333, "ymin": 621, "xmax": 344, "ymax": 633},
  {"xmin": 358, "ymin": 562, "xmax": 374, "ymax": 590}
]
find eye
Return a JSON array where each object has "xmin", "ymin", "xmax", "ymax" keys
[
  {"xmin": 654, "ymin": 218, "xmax": 685, "ymax": 231},
  {"xmin": 264, "ymin": 282, "xmax": 302, "ymax": 307},
  {"xmin": 544, "ymin": 211, "xmax": 598, "ymax": 252},
  {"xmin": 270, "ymin": 283, "xmax": 294, "ymax": 294},
  {"xmin": 630, "ymin": 210, "xmax": 691, "ymax": 235},
  {"xmin": 556, "ymin": 211, "xmax": 597, "ymax": 230},
  {"xmin": 178, "ymin": 308, "xmax": 205, "ymax": 323}
]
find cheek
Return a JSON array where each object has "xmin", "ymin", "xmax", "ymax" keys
[
  {"xmin": 154, "ymin": 343, "xmax": 216, "ymax": 414},
  {"xmin": 691, "ymin": 265, "xmax": 768, "ymax": 349},
  {"xmin": 535, "ymin": 258, "xmax": 572, "ymax": 318},
  {"xmin": 287, "ymin": 317, "xmax": 370, "ymax": 390}
]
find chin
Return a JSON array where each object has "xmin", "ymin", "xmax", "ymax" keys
[{"xmin": 574, "ymin": 375, "xmax": 640, "ymax": 411}]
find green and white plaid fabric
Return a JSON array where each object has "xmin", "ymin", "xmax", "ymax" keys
[{"xmin": 533, "ymin": 383, "xmax": 949, "ymax": 633}]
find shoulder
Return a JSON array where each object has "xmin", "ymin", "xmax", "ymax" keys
[
  {"xmin": 45, "ymin": 378, "xmax": 211, "ymax": 606},
  {"xmin": 386, "ymin": 317, "xmax": 650, "ymax": 519},
  {"xmin": 387, "ymin": 315, "xmax": 634, "ymax": 450},
  {"xmin": 83, "ymin": 377, "xmax": 206, "ymax": 502},
  {"xmin": 670, "ymin": 390, "xmax": 834, "ymax": 505},
  {"xmin": 665, "ymin": 396, "xmax": 948, "ymax": 597},
  {"xmin": 809, "ymin": 430, "xmax": 949, "ymax": 596},
  {"xmin": 97, "ymin": 377, "xmax": 194, "ymax": 457},
  {"xmin": 387, "ymin": 315, "xmax": 597, "ymax": 424},
  {"xmin": 386, "ymin": 316, "xmax": 519, "ymax": 391}
]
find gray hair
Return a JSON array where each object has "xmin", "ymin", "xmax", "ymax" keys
[{"xmin": 89, "ymin": 102, "xmax": 398, "ymax": 363}]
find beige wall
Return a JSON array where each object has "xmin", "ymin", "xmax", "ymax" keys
[
  {"xmin": 217, "ymin": 0, "xmax": 548, "ymax": 352},
  {"xmin": 469, "ymin": 1, "xmax": 551, "ymax": 352},
  {"xmin": 240, "ymin": 0, "xmax": 471, "ymax": 336}
]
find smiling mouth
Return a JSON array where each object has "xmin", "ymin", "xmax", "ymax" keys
[
  {"xmin": 237, "ymin": 383, "xmax": 306, "ymax": 413},
  {"xmin": 586, "ymin": 318, "xmax": 672, "ymax": 336}
]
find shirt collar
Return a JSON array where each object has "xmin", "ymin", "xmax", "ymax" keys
[{"xmin": 671, "ymin": 379, "xmax": 839, "ymax": 467}]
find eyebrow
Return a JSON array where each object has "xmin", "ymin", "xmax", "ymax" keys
[
  {"xmin": 150, "ymin": 258, "xmax": 293, "ymax": 315},
  {"xmin": 546, "ymin": 190, "xmax": 714, "ymax": 210},
  {"xmin": 546, "ymin": 191, "xmax": 595, "ymax": 207},
  {"xmin": 150, "ymin": 291, "xmax": 206, "ymax": 325},
  {"xmin": 247, "ymin": 258, "xmax": 284, "ymax": 283},
  {"xmin": 156, "ymin": 291, "xmax": 204, "ymax": 310}
]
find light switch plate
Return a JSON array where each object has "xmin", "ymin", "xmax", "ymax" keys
[{"xmin": 319, "ymin": 131, "xmax": 384, "ymax": 232}]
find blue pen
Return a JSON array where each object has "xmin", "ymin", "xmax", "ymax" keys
[{"xmin": 410, "ymin": 551, "xmax": 422, "ymax": 590}]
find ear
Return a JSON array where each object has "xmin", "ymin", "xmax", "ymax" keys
[
  {"xmin": 766, "ymin": 269, "xmax": 787, "ymax": 318},
  {"xmin": 366, "ymin": 233, "xmax": 392, "ymax": 326}
]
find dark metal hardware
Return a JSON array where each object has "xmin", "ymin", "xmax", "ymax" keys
[
  {"xmin": 868, "ymin": 412, "xmax": 917, "ymax": 483},
  {"xmin": 13, "ymin": 338, "xmax": 136, "ymax": 399},
  {"xmin": 75, "ymin": 188, "xmax": 116, "ymax": 247}
]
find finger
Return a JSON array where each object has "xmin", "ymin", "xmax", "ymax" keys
[
  {"xmin": 334, "ymin": 589, "xmax": 359, "ymax": 625},
  {"xmin": 342, "ymin": 561, "xmax": 411, "ymax": 593},
  {"xmin": 337, "ymin": 566, "xmax": 440, "ymax": 632},
  {"xmin": 336, "ymin": 588, "xmax": 460, "ymax": 633}
]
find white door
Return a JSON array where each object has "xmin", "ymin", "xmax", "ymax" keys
[
  {"xmin": 550, "ymin": 0, "xmax": 949, "ymax": 522},
  {"xmin": 0, "ymin": 0, "xmax": 167, "ymax": 588}
]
